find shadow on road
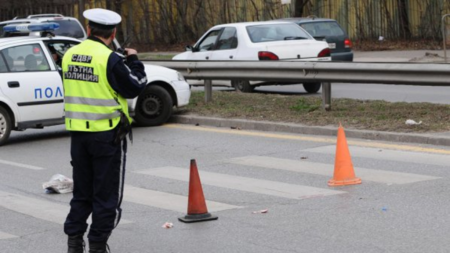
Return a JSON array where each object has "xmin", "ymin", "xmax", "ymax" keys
[{"xmin": 6, "ymin": 129, "xmax": 69, "ymax": 146}]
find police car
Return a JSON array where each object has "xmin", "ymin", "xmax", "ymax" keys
[{"xmin": 0, "ymin": 23, "xmax": 191, "ymax": 146}]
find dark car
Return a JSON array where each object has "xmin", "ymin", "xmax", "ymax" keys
[{"xmin": 278, "ymin": 17, "xmax": 353, "ymax": 61}]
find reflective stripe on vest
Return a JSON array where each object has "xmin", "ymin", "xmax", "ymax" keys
[
  {"xmin": 62, "ymin": 39, "xmax": 130, "ymax": 132},
  {"xmin": 65, "ymin": 111, "xmax": 121, "ymax": 120},
  {"xmin": 65, "ymin": 96, "xmax": 119, "ymax": 107}
]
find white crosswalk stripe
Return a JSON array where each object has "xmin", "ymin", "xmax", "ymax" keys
[
  {"xmin": 0, "ymin": 191, "xmax": 132, "ymax": 225},
  {"xmin": 227, "ymin": 156, "xmax": 440, "ymax": 185},
  {"xmin": 0, "ymin": 145, "xmax": 443, "ymax": 242},
  {"xmin": 124, "ymin": 185, "xmax": 241, "ymax": 212},
  {"xmin": 305, "ymin": 145, "xmax": 450, "ymax": 167},
  {"xmin": 134, "ymin": 167, "xmax": 345, "ymax": 199},
  {"xmin": 0, "ymin": 159, "xmax": 46, "ymax": 170},
  {"xmin": 0, "ymin": 230, "xmax": 18, "ymax": 240}
]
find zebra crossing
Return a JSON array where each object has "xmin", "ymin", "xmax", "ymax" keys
[
  {"xmin": 226, "ymin": 155, "xmax": 440, "ymax": 185},
  {"xmin": 0, "ymin": 145, "xmax": 446, "ymax": 240}
]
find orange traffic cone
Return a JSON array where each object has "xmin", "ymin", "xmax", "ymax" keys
[
  {"xmin": 328, "ymin": 124, "xmax": 362, "ymax": 186},
  {"xmin": 178, "ymin": 159, "xmax": 218, "ymax": 223}
]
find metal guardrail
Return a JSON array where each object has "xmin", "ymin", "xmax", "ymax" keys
[{"xmin": 144, "ymin": 60, "xmax": 450, "ymax": 110}]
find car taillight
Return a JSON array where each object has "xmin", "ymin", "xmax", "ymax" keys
[
  {"xmin": 345, "ymin": 39, "xmax": 352, "ymax": 48},
  {"xmin": 258, "ymin": 51, "xmax": 279, "ymax": 60},
  {"xmin": 318, "ymin": 48, "xmax": 331, "ymax": 58}
]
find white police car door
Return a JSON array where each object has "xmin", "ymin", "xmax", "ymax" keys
[{"xmin": 0, "ymin": 42, "xmax": 64, "ymax": 123}]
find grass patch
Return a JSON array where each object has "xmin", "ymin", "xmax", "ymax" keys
[{"xmin": 177, "ymin": 91, "xmax": 450, "ymax": 133}]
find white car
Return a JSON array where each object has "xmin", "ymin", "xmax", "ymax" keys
[
  {"xmin": 173, "ymin": 21, "xmax": 331, "ymax": 93},
  {"xmin": 0, "ymin": 24, "xmax": 190, "ymax": 146}
]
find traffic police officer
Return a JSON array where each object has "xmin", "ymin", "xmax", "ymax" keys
[{"xmin": 62, "ymin": 8, "xmax": 147, "ymax": 253}]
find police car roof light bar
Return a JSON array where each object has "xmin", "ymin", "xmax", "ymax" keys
[
  {"xmin": 3, "ymin": 23, "xmax": 60, "ymax": 33},
  {"xmin": 27, "ymin": 14, "xmax": 64, "ymax": 19}
]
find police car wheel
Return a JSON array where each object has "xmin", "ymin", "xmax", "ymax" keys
[
  {"xmin": 0, "ymin": 106, "xmax": 12, "ymax": 146},
  {"xmin": 303, "ymin": 82, "xmax": 321, "ymax": 93},
  {"xmin": 134, "ymin": 85, "xmax": 173, "ymax": 126}
]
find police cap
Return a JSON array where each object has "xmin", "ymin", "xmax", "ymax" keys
[{"xmin": 83, "ymin": 8, "xmax": 121, "ymax": 30}]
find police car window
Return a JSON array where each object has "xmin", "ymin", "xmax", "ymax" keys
[
  {"xmin": 0, "ymin": 53, "xmax": 8, "ymax": 72},
  {"xmin": 6, "ymin": 44, "xmax": 50, "ymax": 72},
  {"xmin": 46, "ymin": 42, "xmax": 78, "ymax": 67},
  {"xmin": 216, "ymin": 27, "xmax": 238, "ymax": 50}
]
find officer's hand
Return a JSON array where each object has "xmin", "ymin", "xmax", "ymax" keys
[{"xmin": 125, "ymin": 48, "xmax": 137, "ymax": 56}]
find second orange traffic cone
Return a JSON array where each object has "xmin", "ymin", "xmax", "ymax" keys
[
  {"xmin": 178, "ymin": 159, "xmax": 218, "ymax": 223},
  {"xmin": 328, "ymin": 124, "xmax": 362, "ymax": 186}
]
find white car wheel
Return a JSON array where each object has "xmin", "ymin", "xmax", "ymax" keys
[
  {"xmin": 232, "ymin": 80, "xmax": 254, "ymax": 93},
  {"xmin": 134, "ymin": 85, "xmax": 173, "ymax": 126},
  {"xmin": 303, "ymin": 82, "xmax": 321, "ymax": 93}
]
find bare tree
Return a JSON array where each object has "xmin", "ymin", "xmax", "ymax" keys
[
  {"xmin": 293, "ymin": 0, "xmax": 311, "ymax": 17},
  {"xmin": 78, "ymin": 0, "xmax": 85, "ymax": 27},
  {"xmin": 397, "ymin": 0, "xmax": 411, "ymax": 39}
]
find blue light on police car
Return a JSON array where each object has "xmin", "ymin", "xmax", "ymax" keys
[{"xmin": 3, "ymin": 23, "xmax": 60, "ymax": 33}]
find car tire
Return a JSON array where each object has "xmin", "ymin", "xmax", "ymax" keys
[
  {"xmin": 134, "ymin": 85, "xmax": 173, "ymax": 127},
  {"xmin": 303, "ymin": 82, "xmax": 321, "ymax": 93},
  {"xmin": 0, "ymin": 106, "xmax": 12, "ymax": 146},
  {"xmin": 232, "ymin": 80, "xmax": 254, "ymax": 93}
]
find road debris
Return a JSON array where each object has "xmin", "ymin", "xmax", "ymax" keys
[
  {"xmin": 162, "ymin": 222, "xmax": 174, "ymax": 228},
  {"xmin": 252, "ymin": 209, "xmax": 268, "ymax": 214},
  {"xmin": 42, "ymin": 174, "xmax": 73, "ymax": 194},
  {"xmin": 405, "ymin": 119, "xmax": 422, "ymax": 125}
]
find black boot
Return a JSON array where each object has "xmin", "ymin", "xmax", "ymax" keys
[
  {"xmin": 89, "ymin": 241, "xmax": 110, "ymax": 253},
  {"xmin": 67, "ymin": 234, "xmax": 85, "ymax": 253}
]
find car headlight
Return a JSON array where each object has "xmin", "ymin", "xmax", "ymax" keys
[{"xmin": 177, "ymin": 72, "xmax": 185, "ymax": 81}]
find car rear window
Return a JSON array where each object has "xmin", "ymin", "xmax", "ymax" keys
[
  {"xmin": 299, "ymin": 21, "xmax": 345, "ymax": 37},
  {"xmin": 43, "ymin": 20, "xmax": 85, "ymax": 39},
  {"xmin": 246, "ymin": 23, "xmax": 312, "ymax": 43}
]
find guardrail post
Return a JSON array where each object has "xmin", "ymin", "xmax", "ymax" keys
[
  {"xmin": 204, "ymin": 79, "xmax": 212, "ymax": 103},
  {"xmin": 321, "ymin": 82, "xmax": 331, "ymax": 111},
  {"xmin": 442, "ymin": 14, "xmax": 450, "ymax": 63}
]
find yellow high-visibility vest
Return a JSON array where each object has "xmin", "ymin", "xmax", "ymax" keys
[{"xmin": 62, "ymin": 39, "xmax": 131, "ymax": 132}]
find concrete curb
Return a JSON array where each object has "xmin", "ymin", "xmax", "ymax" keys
[{"xmin": 170, "ymin": 115, "xmax": 450, "ymax": 147}]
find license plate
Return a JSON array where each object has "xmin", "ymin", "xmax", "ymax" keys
[{"xmin": 328, "ymin": 43, "xmax": 336, "ymax": 49}]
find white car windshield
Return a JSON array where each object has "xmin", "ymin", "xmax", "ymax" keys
[{"xmin": 247, "ymin": 23, "xmax": 312, "ymax": 43}]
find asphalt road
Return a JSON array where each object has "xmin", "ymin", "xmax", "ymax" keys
[
  {"xmin": 1, "ymin": 49, "xmax": 449, "ymax": 253},
  {"xmin": 1, "ymin": 124, "xmax": 450, "ymax": 252}
]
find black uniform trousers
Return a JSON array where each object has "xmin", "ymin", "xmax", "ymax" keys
[{"xmin": 64, "ymin": 128, "xmax": 127, "ymax": 243}]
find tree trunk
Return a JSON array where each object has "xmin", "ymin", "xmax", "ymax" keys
[
  {"xmin": 114, "ymin": 0, "xmax": 125, "ymax": 42},
  {"xmin": 78, "ymin": 0, "xmax": 85, "ymax": 27},
  {"xmin": 293, "ymin": 0, "xmax": 310, "ymax": 17},
  {"xmin": 397, "ymin": 0, "xmax": 411, "ymax": 39}
]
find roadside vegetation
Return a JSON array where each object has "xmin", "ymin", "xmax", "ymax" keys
[
  {"xmin": 177, "ymin": 91, "xmax": 450, "ymax": 133},
  {"xmin": 144, "ymin": 38, "xmax": 447, "ymax": 134}
]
